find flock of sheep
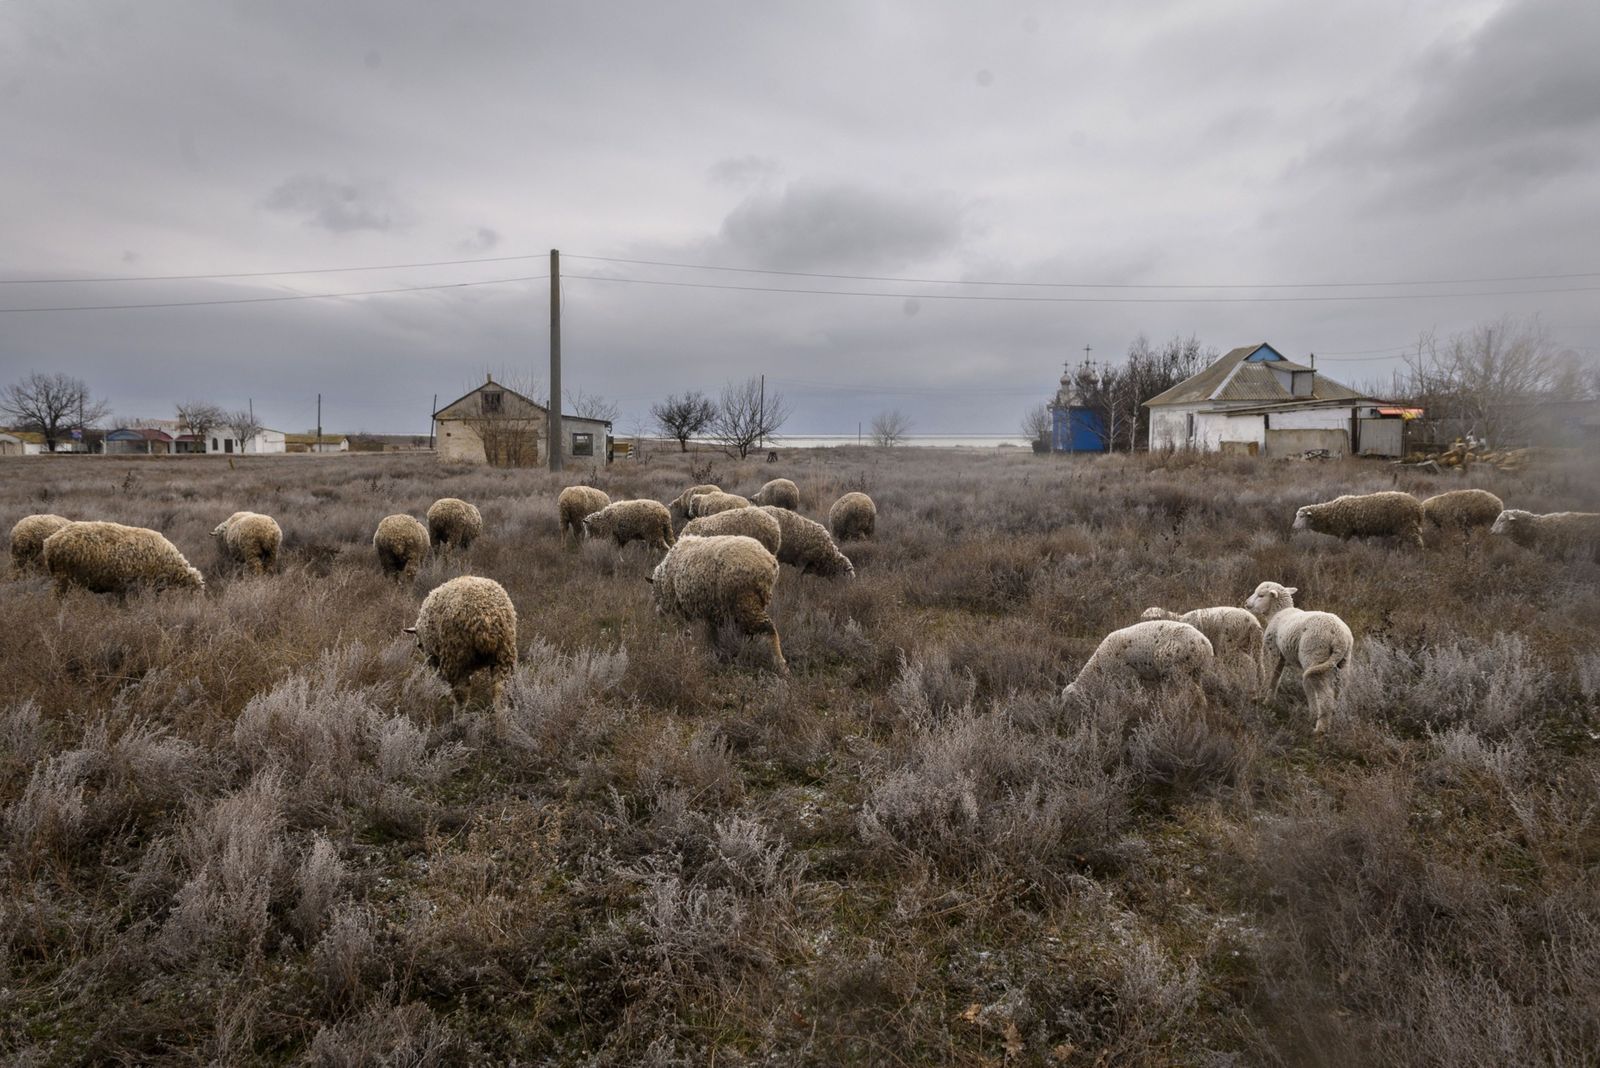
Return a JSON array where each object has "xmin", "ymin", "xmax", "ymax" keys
[{"xmin": 8, "ymin": 478, "xmax": 1596, "ymax": 732}]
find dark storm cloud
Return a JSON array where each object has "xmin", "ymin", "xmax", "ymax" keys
[
  {"xmin": 262, "ymin": 175, "xmax": 406, "ymax": 233},
  {"xmin": 715, "ymin": 183, "xmax": 965, "ymax": 271}
]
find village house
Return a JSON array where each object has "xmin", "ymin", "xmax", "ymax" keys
[
  {"xmin": 285, "ymin": 433, "xmax": 349, "ymax": 453},
  {"xmin": 432, "ymin": 375, "xmax": 612, "ymax": 466},
  {"xmin": 1144, "ymin": 342, "xmax": 1416, "ymax": 458}
]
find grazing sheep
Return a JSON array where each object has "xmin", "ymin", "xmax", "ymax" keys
[
  {"xmin": 583, "ymin": 499, "xmax": 675, "ymax": 551},
  {"xmin": 690, "ymin": 491, "xmax": 752, "ymax": 519},
  {"xmin": 1063, "ymin": 620, "xmax": 1213, "ymax": 697},
  {"xmin": 405, "ymin": 575, "xmax": 517, "ymax": 708},
  {"xmin": 828, "ymin": 491, "xmax": 877, "ymax": 541},
  {"xmin": 210, "ymin": 511, "xmax": 283, "ymax": 574},
  {"xmin": 1292, "ymin": 491, "xmax": 1423, "ymax": 547},
  {"xmin": 683, "ymin": 505, "xmax": 783, "ymax": 556},
  {"xmin": 649, "ymin": 534, "xmax": 786, "ymax": 673},
  {"xmin": 1243, "ymin": 581, "xmax": 1354, "ymax": 734},
  {"xmin": 759, "ymin": 507, "xmax": 855, "ymax": 578},
  {"xmin": 374, "ymin": 514, "xmax": 430, "ymax": 580},
  {"xmin": 1141, "ymin": 605, "xmax": 1262, "ymax": 686},
  {"xmin": 426, "ymin": 497, "xmax": 483, "ymax": 550},
  {"xmin": 750, "ymin": 478, "xmax": 800, "ymax": 510},
  {"xmin": 10, "ymin": 513, "xmax": 71, "ymax": 572},
  {"xmin": 669, "ymin": 484, "xmax": 721, "ymax": 525},
  {"xmin": 1490, "ymin": 509, "xmax": 1600, "ymax": 560},
  {"xmin": 558, "ymin": 485, "xmax": 611, "ymax": 542},
  {"xmin": 42, "ymin": 521, "xmax": 205, "ymax": 595},
  {"xmin": 1421, "ymin": 489, "xmax": 1504, "ymax": 536}
]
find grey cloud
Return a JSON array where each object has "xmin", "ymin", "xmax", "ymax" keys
[
  {"xmin": 707, "ymin": 155, "xmax": 781, "ymax": 188},
  {"xmin": 462, "ymin": 226, "xmax": 500, "ymax": 251},
  {"xmin": 261, "ymin": 174, "xmax": 406, "ymax": 233},
  {"xmin": 715, "ymin": 182, "xmax": 965, "ymax": 271}
]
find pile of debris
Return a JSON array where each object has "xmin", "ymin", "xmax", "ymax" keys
[{"xmin": 1394, "ymin": 440, "xmax": 1533, "ymax": 474}]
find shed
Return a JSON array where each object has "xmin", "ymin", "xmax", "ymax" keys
[
  {"xmin": 1144, "ymin": 342, "xmax": 1412, "ymax": 457},
  {"xmin": 105, "ymin": 428, "xmax": 174, "ymax": 455},
  {"xmin": 285, "ymin": 433, "xmax": 349, "ymax": 453},
  {"xmin": 432, "ymin": 375, "xmax": 612, "ymax": 466}
]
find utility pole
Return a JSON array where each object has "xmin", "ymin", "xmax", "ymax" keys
[
  {"xmin": 548, "ymin": 249, "xmax": 563, "ymax": 472},
  {"xmin": 429, "ymin": 393, "xmax": 437, "ymax": 450},
  {"xmin": 316, "ymin": 393, "xmax": 321, "ymax": 451},
  {"xmin": 759, "ymin": 374, "xmax": 765, "ymax": 448}
]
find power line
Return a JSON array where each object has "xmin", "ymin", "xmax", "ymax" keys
[
  {"xmin": 0, "ymin": 253, "xmax": 550, "ymax": 285},
  {"xmin": 562, "ymin": 272, "xmax": 1600, "ymax": 305},
  {"xmin": 568, "ymin": 254, "xmax": 1600, "ymax": 291},
  {"xmin": 0, "ymin": 274, "xmax": 548, "ymax": 313}
]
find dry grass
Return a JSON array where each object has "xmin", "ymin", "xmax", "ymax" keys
[{"xmin": 1, "ymin": 446, "xmax": 1597, "ymax": 1065}]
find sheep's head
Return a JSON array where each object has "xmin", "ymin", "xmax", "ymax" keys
[
  {"xmin": 185, "ymin": 567, "xmax": 206, "ymax": 590},
  {"xmin": 581, "ymin": 509, "xmax": 610, "ymax": 537},
  {"xmin": 1291, "ymin": 506, "xmax": 1315, "ymax": 531},
  {"xmin": 1244, "ymin": 581, "xmax": 1295, "ymax": 617},
  {"xmin": 1489, "ymin": 509, "xmax": 1530, "ymax": 536},
  {"xmin": 1140, "ymin": 607, "xmax": 1173, "ymax": 621}
]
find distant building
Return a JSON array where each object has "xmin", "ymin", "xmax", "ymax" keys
[
  {"xmin": 433, "ymin": 375, "xmax": 612, "ymax": 466},
  {"xmin": 104, "ymin": 427, "xmax": 175, "ymax": 455},
  {"xmin": 285, "ymin": 433, "xmax": 349, "ymax": 453},
  {"xmin": 0, "ymin": 432, "xmax": 35, "ymax": 456},
  {"xmin": 1046, "ymin": 361, "xmax": 1108, "ymax": 453},
  {"xmin": 208, "ymin": 428, "xmax": 287, "ymax": 454},
  {"xmin": 1144, "ymin": 342, "xmax": 1415, "ymax": 458}
]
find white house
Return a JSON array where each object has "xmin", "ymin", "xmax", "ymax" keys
[
  {"xmin": 432, "ymin": 375, "xmax": 612, "ymax": 466},
  {"xmin": 1145, "ymin": 342, "xmax": 1412, "ymax": 458},
  {"xmin": 204, "ymin": 427, "xmax": 287, "ymax": 454}
]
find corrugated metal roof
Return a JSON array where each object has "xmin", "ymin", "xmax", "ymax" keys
[
  {"xmin": 1144, "ymin": 344, "xmax": 1263, "ymax": 406},
  {"xmin": 1145, "ymin": 342, "xmax": 1369, "ymax": 407}
]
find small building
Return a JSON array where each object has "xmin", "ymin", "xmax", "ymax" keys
[
  {"xmin": 433, "ymin": 375, "xmax": 612, "ymax": 466},
  {"xmin": 104, "ymin": 427, "xmax": 175, "ymax": 455},
  {"xmin": 285, "ymin": 433, "xmax": 349, "ymax": 453},
  {"xmin": 1144, "ymin": 342, "xmax": 1413, "ymax": 458},
  {"xmin": 1046, "ymin": 361, "xmax": 1108, "ymax": 452},
  {"xmin": 0, "ymin": 432, "xmax": 35, "ymax": 456}
]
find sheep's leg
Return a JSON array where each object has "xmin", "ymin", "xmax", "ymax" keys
[
  {"xmin": 1305, "ymin": 674, "xmax": 1331, "ymax": 734},
  {"xmin": 734, "ymin": 591, "xmax": 787, "ymax": 675},
  {"xmin": 1259, "ymin": 646, "xmax": 1284, "ymax": 701},
  {"xmin": 489, "ymin": 665, "xmax": 508, "ymax": 711}
]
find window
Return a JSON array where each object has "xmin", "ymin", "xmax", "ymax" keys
[
  {"xmin": 481, "ymin": 390, "xmax": 503, "ymax": 414},
  {"xmin": 1185, "ymin": 413, "xmax": 1195, "ymax": 441},
  {"xmin": 571, "ymin": 432, "xmax": 593, "ymax": 456}
]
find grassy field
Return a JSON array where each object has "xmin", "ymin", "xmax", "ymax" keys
[{"xmin": 2, "ymin": 446, "xmax": 1597, "ymax": 1066}]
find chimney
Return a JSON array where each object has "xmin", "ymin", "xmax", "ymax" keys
[{"xmin": 486, "ymin": 372, "xmax": 494, "ymax": 384}]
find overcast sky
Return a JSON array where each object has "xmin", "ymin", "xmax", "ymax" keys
[{"xmin": 2, "ymin": 0, "xmax": 1596, "ymax": 435}]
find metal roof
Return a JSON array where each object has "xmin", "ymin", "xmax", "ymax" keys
[{"xmin": 1144, "ymin": 342, "xmax": 1370, "ymax": 407}]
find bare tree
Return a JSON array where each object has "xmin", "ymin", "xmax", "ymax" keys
[
  {"xmin": 870, "ymin": 408, "xmax": 913, "ymax": 446},
  {"xmin": 175, "ymin": 401, "xmax": 226, "ymax": 452},
  {"xmin": 651, "ymin": 391, "xmax": 717, "ymax": 452},
  {"xmin": 1069, "ymin": 361, "xmax": 1132, "ymax": 451},
  {"xmin": 1, "ymin": 372, "xmax": 110, "ymax": 452},
  {"xmin": 1021, "ymin": 403, "xmax": 1051, "ymax": 443},
  {"xmin": 461, "ymin": 372, "xmax": 546, "ymax": 467},
  {"xmin": 565, "ymin": 388, "xmax": 620, "ymax": 423},
  {"xmin": 1119, "ymin": 335, "xmax": 1211, "ymax": 449},
  {"xmin": 224, "ymin": 409, "xmax": 263, "ymax": 453},
  {"xmin": 711, "ymin": 377, "xmax": 791, "ymax": 458},
  {"xmin": 1395, "ymin": 316, "xmax": 1571, "ymax": 445}
]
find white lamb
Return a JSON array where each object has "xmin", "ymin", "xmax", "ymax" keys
[
  {"xmin": 1141, "ymin": 605, "xmax": 1263, "ymax": 687},
  {"xmin": 1063, "ymin": 620, "xmax": 1214, "ymax": 698},
  {"xmin": 1243, "ymin": 581, "xmax": 1353, "ymax": 734}
]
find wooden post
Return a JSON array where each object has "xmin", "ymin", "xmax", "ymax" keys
[{"xmin": 549, "ymin": 249, "xmax": 563, "ymax": 472}]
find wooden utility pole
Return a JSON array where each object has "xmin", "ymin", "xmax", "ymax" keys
[
  {"xmin": 429, "ymin": 393, "xmax": 437, "ymax": 450},
  {"xmin": 316, "ymin": 393, "xmax": 322, "ymax": 451},
  {"xmin": 548, "ymin": 249, "xmax": 563, "ymax": 472},
  {"xmin": 759, "ymin": 374, "xmax": 765, "ymax": 448}
]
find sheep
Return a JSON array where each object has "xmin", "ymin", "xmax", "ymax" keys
[
  {"xmin": 1243, "ymin": 581, "xmax": 1354, "ymax": 734},
  {"xmin": 10, "ymin": 513, "xmax": 71, "ymax": 572},
  {"xmin": 759, "ymin": 507, "xmax": 855, "ymax": 578},
  {"xmin": 1292, "ymin": 491, "xmax": 1423, "ymax": 547},
  {"xmin": 750, "ymin": 477, "xmax": 800, "ymax": 510},
  {"xmin": 41, "ymin": 520, "xmax": 205, "ymax": 595},
  {"xmin": 668, "ymin": 484, "xmax": 721, "ymax": 526},
  {"xmin": 1063, "ymin": 620, "xmax": 1213, "ymax": 698},
  {"xmin": 649, "ymin": 534, "xmax": 786, "ymax": 673},
  {"xmin": 210, "ymin": 511, "xmax": 283, "ymax": 574},
  {"xmin": 690, "ymin": 491, "xmax": 752, "ymax": 519},
  {"xmin": 583, "ymin": 499, "xmax": 675, "ymax": 551},
  {"xmin": 1490, "ymin": 509, "xmax": 1600, "ymax": 560},
  {"xmin": 404, "ymin": 575, "xmax": 517, "ymax": 708},
  {"xmin": 828, "ymin": 491, "xmax": 877, "ymax": 541},
  {"xmin": 1421, "ymin": 489, "xmax": 1504, "ymax": 536},
  {"xmin": 683, "ymin": 505, "xmax": 783, "ymax": 556},
  {"xmin": 374, "ymin": 514, "xmax": 430, "ymax": 580},
  {"xmin": 426, "ymin": 497, "xmax": 483, "ymax": 550},
  {"xmin": 558, "ymin": 486, "xmax": 611, "ymax": 542},
  {"xmin": 1141, "ymin": 605, "xmax": 1263, "ymax": 686}
]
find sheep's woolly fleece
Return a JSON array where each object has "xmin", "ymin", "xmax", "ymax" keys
[
  {"xmin": 1490, "ymin": 509, "xmax": 1600, "ymax": 560},
  {"xmin": 558, "ymin": 486, "xmax": 610, "ymax": 540},
  {"xmin": 1244, "ymin": 581, "xmax": 1354, "ymax": 733},
  {"xmin": 1293, "ymin": 491, "xmax": 1424, "ymax": 546},
  {"xmin": 1064, "ymin": 619, "xmax": 1213, "ymax": 695},
  {"xmin": 828, "ymin": 492, "xmax": 877, "ymax": 541},
  {"xmin": 427, "ymin": 497, "xmax": 483, "ymax": 550},
  {"xmin": 10, "ymin": 513, "xmax": 71, "ymax": 572},
  {"xmin": 650, "ymin": 533, "xmax": 786, "ymax": 673},
  {"xmin": 690, "ymin": 491, "xmax": 752, "ymax": 519},
  {"xmin": 669, "ymin": 484, "xmax": 721, "ymax": 524},
  {"xmin": 749, "ymin": 478, "xmax": 800, "ymax": 510},
  {"xmin": 42, "ymin": 520, "xmax": 205, "ymax": 594},
  {"xmin": 584, "ymin": 499, "xmax": 675, "ymax": 551},
  {"xmin": 211, "ymin": 511, "xmax": 283, "ymax": 573},
  {"xmin": 1141, "ymin": 605, "xmax": 1261, "ymax": 684},
  {"xmin": 409, "ymin": 575, "xmax": 518, "ymax": 707},
  {"xmin": 683, "ymin": 505, "xmax": 783, "ymax": 556},
  {"xmin": 1421, "ymin": 489, "xmax": 1504, "ymax": 533},
  {"xmin": 759, "ymin": 506, "xmax": 854, "ymax": 578},
  {"xmin": 374, "ymin": 514, "xmax": 430, "ymax": 579}
]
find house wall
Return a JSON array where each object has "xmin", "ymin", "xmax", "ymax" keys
[
  {"xmin": 436, "ymin": 414, "xmax": 610, "ymax": 465},
  {"xmin": 245, "ymin": 430, "xmax": 287, "ymax": 454},
  {"xmin": 1265, "ymin": 428, "xmax": 1349, "ymax": 457}
]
